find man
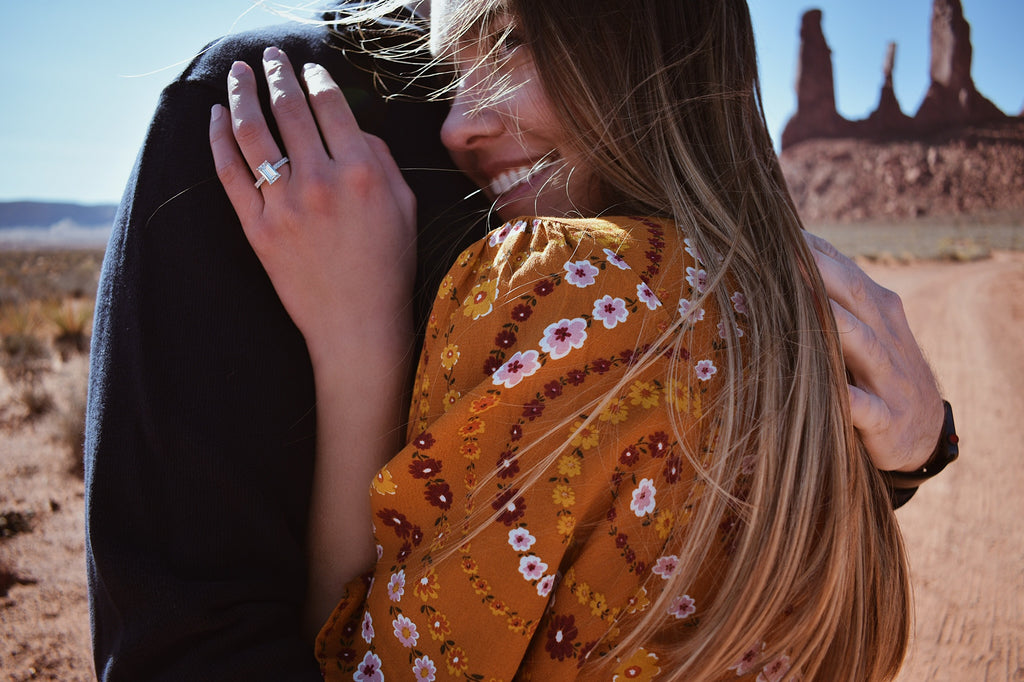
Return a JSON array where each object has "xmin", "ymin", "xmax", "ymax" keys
[{"xmin": 85, "ymin": 3, "xmax": 952, "ymax": 680}]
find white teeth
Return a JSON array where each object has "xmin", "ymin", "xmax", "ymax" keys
[{"xmin": 491, "ymin": 166, "xmax": 534, "ymax": 196}]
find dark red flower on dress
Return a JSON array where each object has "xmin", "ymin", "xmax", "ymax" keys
[
  {"xmin": 615, "ymin": 532, "xmax": 629, "ymax": 548},
  {"xmin": 566, "ymin": 369, "xmax": 586, "ymax": 386},
  {"xmin": 544, "ymin": 380, "xmax": 563, "ymax": 399},
  {"xmin": 411, "ymin": 526, "xmax": 423, "ymax": 546},
  {"xmin": 663, "ymin": 455, "xmax": 682, "ymax": 484},
  {"xmin": 634, "ymin": 561, "xmax": 647, "ymax": 575},
  {"xmin": 648, "ymin": 431, "xmax": 671, "ymax": 457},
  {"xmin": 412, "ymin": 432, "xmax": 435, "ymax": 450},
  {"xmin": 591, "ymin": 358, "xmax": 612, "ymax": 374},
  {"xmin": 619, "ymin": 446, "xmax": 640, "ymax": 467},
  {"xmin": 624, "ymin": 548, "xmax": 636, "ymax": 564},
  {"xmin": 619, "ymin": 348, "xmax": 636, "ymax": 365},
  {"xmin": 341, "ymin": 619, "xmax": 358, "ymax": 639},
  {"xmin": 510, "ymin": 424, "xmax": 523, "ymax": 441},
  {"xmin": 396, "ymin": 542, "xmax": 412, "ymax": 562},
  {"xmin": 377, "ymin": 509, "xmax": 412, "ymax": 538},
  {"xmin": 645, "ymin": 250, "xmax": 663, "ymax": 264},
  {"xmin": 534, "ymin": 279, "xmax": 555, "ymax": 296},
  {"xmin": 492, "ymin": 488, "xmax": 526, "ymax": 525},
  {"xmin": 483, "ymin": 356, "xmax": 502, "ymax": 376},
  {"xmin": 545, "ymin": 614, "xmax": 579, "ymax": 661},
  {"xmin": 511, "ymin": 303, "xmax": 533, "ymax": 322},
  {"xmin": 496, "ymin": 451, "xmax": 520, "ymax": 479},
  {"xmin": 607, "ymin": 506, "xmax": 617, "ymax": 522},
  {"xmin": 409, "ymin": 458, "xmax": 442, "ymax": 479},
  {"xmin": 495, "ymin": 329, "xmax": 517, "ymax": 349},
  {"xmin": 337, "ymin": 648, "xmax": 357, "ymax": 663},
  {"xmin": 522, "ymin": 399, "xmax": 545, "ymax": 421},
  {"xmin": 425, "ymin": 482, "xmax": 454, "ymax": 510}
]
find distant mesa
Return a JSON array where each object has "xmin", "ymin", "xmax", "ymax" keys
[
  {"xmin": 0, "ymin": 201, "xmax": 117, "ymax": 229},
  {"xmin": 781, "ymin": 0, "xmax": 1012, "ymax": 149}
]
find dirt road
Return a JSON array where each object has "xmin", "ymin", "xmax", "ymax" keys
[{"xmin": 872, "ymin": 252, "xmax": 1024, "ymax": 682}]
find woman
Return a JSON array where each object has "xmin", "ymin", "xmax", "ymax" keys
[{"xmin": 210, "ymin": 1, "xmax": 916, "ymax": 678}]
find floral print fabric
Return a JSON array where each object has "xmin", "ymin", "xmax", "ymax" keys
[{"xmin": 316, "ymin": 217, "xmax": 768, "ymax": 680}]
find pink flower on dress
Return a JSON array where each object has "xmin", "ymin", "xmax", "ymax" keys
[
  {"xmin": 684, "ymin": 237, "xmax": 702, "ymax": 263},
  {"xmin": 536, "ymin": 574, "xmax": 556, "ymax": 597},
  {"xmin": 508, "ymin": 527, "xmax": 536, "ymax": 552},
  {"xmin": 488, "ymin": 219, "xmax": 527, "ymax": 247},
  {"xmin": 387, "ymin": 570, "xmax": 406, "ymax": 602},
  {"xmin": 718, "ymin": 321, "xmax": 745, "ymax": 339},
  {"xmin": 518, "ymin": 554, "xmax": 548, "ymax": 581},
  {"xmin": 361, "ymin": 611, "xmax": 374, "ymax": 643},
  {"xmin": 630, "ymin": 478, "xmax": 657, "ymax": 517},
  {"xmin": 728, "ymin": 641, "xmax": 766, "ymax": 676},
  {"xmin": 392, "ymin": 614, "xmax": 420, "ymax": 648},
  {"xmin": 564, "ymin": 259, "xmax": 600, "ymax": 288},
  {"xmin": 668, "ymin": 594, "xmax": 696, "ymax": 620},
  {"xmin": 652, "ymin": 554, "xmax": 679, "ymax": 579},
  {"xmin": 592, "ymin": 295, "xmax": 629, "ymax": 330},
  {"xmin": 677, "ymin": 298, "xmax": 706, "ymax": 322},
  {"xmin": 731, "ymin": 290, "xmax": 748, "ymax": 314},
  {"xmin": 540, "ymin": 318, "xmax": 588, "ymax": 359},
  {"xmin": 492, "ymin": 350, "xmax": 542, "ymax": 388},
  {"xmin": 695, "ymin": 359, "xmax": 718, "ymax": 381},
  {"xmin": 603, "ymin": 248, "xmax": 631, "ymax": 270},
  {"xmin": 757, "ymin": 655, "xmax": 792, "ymax": 682},
  {"xmin": 412, "ymin": 655, "xmax": 437, "ymax": 681},
  {"xmin": 685, "ymin": 266, "xmax": 708, "ymax": 293},
  {"xmin": 354, "ymin": 651, "xmax": 383, "ymax": 682},
  {"xmin": 636, "ymin": 282, "xmax": 662, "ymax": 311}
]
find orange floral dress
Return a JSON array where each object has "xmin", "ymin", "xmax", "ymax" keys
[{"xmin": 315, "ymin": 217, "xmax": 785, "ymax": 681}]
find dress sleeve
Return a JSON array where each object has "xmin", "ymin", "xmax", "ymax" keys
[{"xmin": 317, "ymin": 217, "xmax": 761, "ymax": 680}]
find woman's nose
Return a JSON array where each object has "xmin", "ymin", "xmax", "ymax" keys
[{"xmin": 440, "ymin": 79, "xmax": 503, "ymax": 153}]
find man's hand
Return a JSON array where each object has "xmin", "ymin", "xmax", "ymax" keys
[{"xmin": 805, "ymin": 231, "xmax": 945, "ymax": 473}]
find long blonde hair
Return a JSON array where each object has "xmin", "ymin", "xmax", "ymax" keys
[{"xmin": 428, "ymin": 0, "xmax": 912, "ymax": 679}]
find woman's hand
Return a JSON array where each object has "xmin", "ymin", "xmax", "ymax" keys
[
  {"xmin": 805, "ymin": 231, "xmax": 945, "ymax": 474},
  {"xmin": 209, "ymin": 46, "xmax": 416, "ymax": 362}
]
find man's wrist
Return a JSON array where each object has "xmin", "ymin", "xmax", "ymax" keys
[{"xmin": 884, "ymin": 400, "xmax": 959, "ymax": 490}]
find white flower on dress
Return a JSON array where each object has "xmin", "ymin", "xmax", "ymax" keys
[
  {"xmin": 685, "ymin": 266, "xmax": 708, "ymax": 293},
  {"xmin": 695, "ymin": 359, "xmax": 718, "ymax": 381},
  {"xmin": 630, "ymin": 478, "xmax": 657, "ymax": 517},
  {"xmin": 539, "ymin": 318, "xmax": 588, "ymax": 360},
  {"xmin": 536, "ymin": 574, "xmax": 556, "ymax": 597},
  {"xmin": 731, "ymin": 290, "xmax": 748, "ymax": 315},
  {"xmin": 668, "ymin": 594, "xmax": 697, "ymax": 620},
  {"xmin": 492, "ymin": 350, "xmax": 542, "ymax": 389},
  {"xmin": 652, "ymin": 554, "xmax": 679, "ymax": 579},
  {"xmin": 392, "ymin": 614, "xmax": 420, "ymax": 648},
  {"xmin": 361, "ymin": 611, "xmax": 375, "ymax": 644},
  {"xmin": 508, "ymin": 527, "xmax": 537, "ymax": 552},
  {"xmin": 677, "ymin": 298, "xmax": 706, "ymax": 322},
  {"xmin": 564, "ymin": 259, "xmax": 600, "ymax": 288},
  {"xmin": 412, "ymin": 655, "xmax": 437, "ymax": 681},
  {"xmin": 387, "ymin": 569, "xmax": 406, "ymax": 602},
  {"xmin": 488, "ymin": 219, "xmax": 527, "ymax": 247},
  {"xmin": 603, "ymin": 248, "xmax": 631, "ymax": 270},
  {"xmin": 592, "ymin": 295, "xmax": 629, "ymax": 329},
  {"xmin": 518, "ymin": 554, "xmax": 548, "ymax": 581},
  {"xmin": 636, "ymin": 282, "xmax": 662, "ymax": 310},
  {"xmin": 354, "ymin": 651, "xmax": 384, "ymax": 682}
]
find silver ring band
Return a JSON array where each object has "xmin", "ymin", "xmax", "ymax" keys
[{"xmin": 254, "ymin": 157, "xmax": 289, "ymax": 188}]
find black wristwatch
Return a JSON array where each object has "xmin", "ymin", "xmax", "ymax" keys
[{"xmin": 885, "ymin": 400, "xmax": 959, "ymax": 496}]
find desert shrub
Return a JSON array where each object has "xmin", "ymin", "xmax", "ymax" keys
[
  {"xmin": 60, "ymin": 384, "xmax": 88, "ymax": 478},
  {"xmin": 18, "ymin": 382, "xmax": 54, "ymax": 418},
  {"xmin": 45, "ymin": 299, "xmax": 93, "ymax": 359}
]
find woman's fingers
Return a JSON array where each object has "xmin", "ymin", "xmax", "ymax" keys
[
  {"xmin": 301, "ymin": 62, "xmax": 364, "ymax": 161},
  {"xmin": 209, "ymin": 103, "xmax": 263, "ymax": 226},
  {"xmin": 262, "ymin": 47, "xmax": 324, "ymax": 167},
  {"xmin": 226, "ymin": 60, "xmax": 289, "ymax": 189}
]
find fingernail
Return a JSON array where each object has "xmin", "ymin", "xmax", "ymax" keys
[
  {"xmin": 210, "ymin": 104, "xmax": 223, "ymax": 121},
  {"xmin": 229, "ymin": 61, "xmax": 246, "ymax": 77},
  {"xmin": 264, "ymin": 46, "xmax": 281, "ymax": 61}
]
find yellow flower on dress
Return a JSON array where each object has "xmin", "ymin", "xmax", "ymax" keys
[
  {"xmin": 440, "ymin": 344, "xmax": 461, "ymax": 370},
  {"xmin": 371, "ymin": 466, "xmax": 397, "ymax": 496},
  {"xmin": 612, "ymin": 648, "xmax": 661, "ymax": 681},
  {"xmin": 626, "ymin": 586, "xmax": 651, "ymax": 614},
  {"xmin": 469, "ymin": 394, "xmax": 499, "ymax": 414},
  {"xmin": 599, "ymin": 397, "xmax": 629, "ymax": 424},
  {"xmin": 589, "ymin": 591, "xmax": 609, "ymax": 617},
  {"xmin": 459, "ymin": 417, "xmax": 486, "ymax": 437},
  {"xmin": 570, "ymin": 420, "xmax": 600, "ymax": 450},
  {"xmin": 460, "ymin": 442, "xmax": 481, "ymax": 460},
  {"xmin": 654, "ymin": 509, "xmax": 675, "ymax": 540},
  {"xmin": 437, "ymin": 273, "xmax": 456, "ymax": 299},
  {"xmin": 443, "ymin": 389, "xmax": 460, "ymax": 412},
  {"xmin": 557, "ymin": 513, "xmax": 577, "ymax": 537},
  {"xmin": 414, "ymin": 569, "xmax": 441, "ymax": 601},
  {"xmin": 628, "ymin": 380, "xmax": 661, "ymax": 409},
  {"xmin": 446, "ymin": 646, "xmax": 470, "ymax": 675},
  {"xmin": 462, "ymin": 279, "xmax": 498, "ymax": 320},
  {"xmin": 557, "ymin": 454, "xmax": 582, "ymax": 477},
  {"xmin": 552, "ymin": 484, "xmax": 576, "ymax": 508},
  {"xmin": 427, "ymin": 612, "xmax": 452, "ymax": 641}
]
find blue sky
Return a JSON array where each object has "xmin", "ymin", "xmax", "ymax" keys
[{"xmin": 2, "ymin": 0, "xmax": 1021, "ymax": 205}]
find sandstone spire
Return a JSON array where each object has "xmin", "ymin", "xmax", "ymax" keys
[
  {"xmin": 915, "ymin": 0, "xmax": 1005, "ymax": 130},
  {"xmin": 865, "ymin": 43, "xmax": 914, "ymax": 135}
]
